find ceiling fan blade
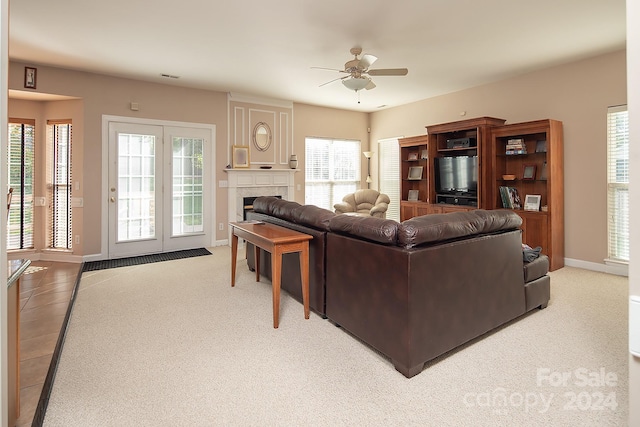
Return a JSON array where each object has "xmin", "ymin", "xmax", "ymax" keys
[
  {"xmin": 311, "ymin": 66, "xmax": 348, "ymax": 73},
  {"xmin": 359, "ymin": 54, "xmax": 377, "ymax": 70},
  {"xmin": 365, "ymin": 80, "xmax": 376, "ymax": 90},
  {"xmin": 319, "ymin": 75, "xmax": 348, "ymax": 87},
  {"xmin": 368, "ymin": 68, "xmax": 409, "ymax": 76}
]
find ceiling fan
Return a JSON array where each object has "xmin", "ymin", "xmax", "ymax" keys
[{"xmin": 314, "ymin": 47, "xmax": 408, "ymax": 92}]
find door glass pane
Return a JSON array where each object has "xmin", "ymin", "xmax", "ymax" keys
[
  {"xmin": 117, "ymin": 133, "xmax": 156, "ymax": 241},
  {"xmin": 172, "ymin": 137, "xmax": 204, "ymax": 236}
]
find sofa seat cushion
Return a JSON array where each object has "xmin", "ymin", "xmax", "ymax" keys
[
  {"xmin": 398, "ymin": 209, "xmax": 523, "ymax": 249},
  {"xmin": 524, "ymin": 255, "xmax": 549, "ymax": 283},
  {"xmin": 329, "ymin": 214, "xmax": 399, "ymax": 245}
]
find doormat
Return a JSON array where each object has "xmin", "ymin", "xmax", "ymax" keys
[{"xmin": 82, "ymin": 248, "xmax": 212, "ymax": 272}]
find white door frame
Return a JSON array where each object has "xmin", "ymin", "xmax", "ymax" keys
[{"xmin": 99, "ymin": 115, "xmax": 216, "ymax": 261}]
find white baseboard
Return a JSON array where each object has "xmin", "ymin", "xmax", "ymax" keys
[
  {"xmin": 564, "ymin": 258, "xmax": 629, "ymax": 277},
  {"xmin": 40, "ymin": 251, "xmax": 83, "ymax": 263},
  {"xmin": 214, "ymin": 239, "xmax": 229, "ymax": 247},
  {"xmin": 7, "ymin": 249, "xmax": 83, "ymax": 264}
]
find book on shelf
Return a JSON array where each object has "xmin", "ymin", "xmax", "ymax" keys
[
  {"xmin": 505, "ymin": 138, "xmax": 527, "ymax": 155},
  {"xmin": 499, "ymin": 186, "xmax": 522, "ymax": 209}
]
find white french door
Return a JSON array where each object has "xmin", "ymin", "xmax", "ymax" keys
[{"xmin": 107, "ymin": 122, "xmax": 212, "ymax": 258}]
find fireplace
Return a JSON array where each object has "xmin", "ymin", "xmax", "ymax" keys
[{"xmin": 224, "ymin": 168, "xmax": 297, "ymax": 244}]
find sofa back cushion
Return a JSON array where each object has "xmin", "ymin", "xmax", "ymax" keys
[
  {"xmin": 253, "ymin": 196, "xmax": 334, "ymax": 231},
  {"xmin": 291, "ymin": 204, "xmax": 335, "ymax": 231},
  {"xmin": 329, "ymin": 214, "xmax": 399, "ymax": 245},
  {"xmin": 397, "ymin": 209, "xmax": 522, "ymax": 248}
]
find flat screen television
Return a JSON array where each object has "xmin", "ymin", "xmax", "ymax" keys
[{"xmin": 434, "ymin": 155, "xmax": 478, "ymax": 196}]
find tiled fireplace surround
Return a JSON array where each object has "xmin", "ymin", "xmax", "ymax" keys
[{"xmin": 224, "ymin": 168, "xmax": 297, "ymax": 242}]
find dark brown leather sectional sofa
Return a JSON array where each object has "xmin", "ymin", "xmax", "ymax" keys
[{"xmin": 246, "ymin": 196, "xmax": 550, "ymax": 378}]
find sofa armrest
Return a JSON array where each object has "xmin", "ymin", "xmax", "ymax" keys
[
  {"xmin": 334, "ymin": 202, "xmax": 355, "ymax": 214},
  {"xmin": 524, "ymin": 255, "xmax": 549, "ymax": 283}
]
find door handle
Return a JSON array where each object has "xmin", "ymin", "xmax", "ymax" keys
[{"xmin": 110, "ymin": 197, "xmax": 116, "ymax": 203}]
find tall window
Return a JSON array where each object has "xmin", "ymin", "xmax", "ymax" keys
[
  {"xmin": 305, "ymin": 137, "xmax": 360, "ymax": 210},
  {"xmin": 47, "ymin": 120, "xmax": 73, "ymax": 249},
  {"xmin": 379, "ymin": 137, "xmax": 401, "ymax": 221},
  {"xmin": 606, "ymin": 105, "xmax": 629, "ymax": 262},
  {"xmin": 7, "ymin": 119, "xmax": 35, "ymax": 249}
]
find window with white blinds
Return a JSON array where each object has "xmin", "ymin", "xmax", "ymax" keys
[
  {"xmin": 7, "ymin": 119, "xmax": 35, "ymax": 250},
  {"xmin": 305, "ymin": 137, "xmax": 360, "ymax": 211},
  {"xmin": 378, "ymin": 137, "xmax": 400, "ymax": 222},
  {"xmin": 606, "ymin": 105, "xmax": 629, "ymax": 262},
  {"xmin": 47, "ymin": 120, "xmax": 73, "ymax": 249}
]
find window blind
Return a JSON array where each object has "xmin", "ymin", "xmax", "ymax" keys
[
  {"xmin": 378, "ymin": 137, "xmax": 400, "ymax": 221},
  {"xmin": 47, "ymin": 121, "xmax": 73, "ymax": 249},
  {"xmin": 7, "ymin": 119, "xmax": 35, "ymax": 250},
  {"xmin": 606, "ymin": 105, "xmax": 629, "ymax": 262},
  {"xmin": 305, "ymin": 137, "xmax": 360, "ymax": 211}
]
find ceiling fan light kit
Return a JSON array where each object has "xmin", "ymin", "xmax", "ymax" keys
[
  {"xmin": 342, "ymin": 77, "xmax": 371, "ymax": 91},
  {"xmin": 315, "ymin": 47, "xmax": 408, "ymax": 94}
]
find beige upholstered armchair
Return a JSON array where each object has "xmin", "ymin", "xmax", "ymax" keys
[{"xmin": 333, "ymin": 189, "xmax": 390, "ymax": 218}]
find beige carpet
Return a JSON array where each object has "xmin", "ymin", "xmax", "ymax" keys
[{"xmin": 44, "ymin": 246, "xmax": 629, "ymax": 426}]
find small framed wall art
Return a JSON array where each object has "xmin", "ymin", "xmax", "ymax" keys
[
  {"xmin": 24, "ymin": 67, "xmax": 37, "ymax": 89},
  {"xmin": 232, "ymin": 145, "xmax": 250, "ymax": 168},
  {"xmin": 408, "ymin": 190, "xmax": 419, "ymax": 201}
]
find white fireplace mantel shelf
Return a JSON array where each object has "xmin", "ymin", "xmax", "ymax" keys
[{"xmin": 224, "ymin": 168, "xmax": 298, "ymax": 188}]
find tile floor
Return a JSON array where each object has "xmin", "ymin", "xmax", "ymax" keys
[{"xmin": 15, "ymin": 260, "xmax": 81, "ymax": 427}]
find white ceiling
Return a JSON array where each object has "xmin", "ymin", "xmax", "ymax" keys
[{"xmin": 8, "ymin": 0, "xmax": 626, "ymax": 112}]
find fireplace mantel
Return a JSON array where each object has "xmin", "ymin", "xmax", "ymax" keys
[{"xmin": 224, "ymin": 168, "xmax": 297, "ymax": 243}]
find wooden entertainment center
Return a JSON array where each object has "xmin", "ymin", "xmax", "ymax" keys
[{"xmin": 399, "ymin": 117, "xmax": 564, "ymax": 270}]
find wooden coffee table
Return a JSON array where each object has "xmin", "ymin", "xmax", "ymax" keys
[{"xmin": 230, "ymin": 221, "xmax": 312, "ymax": 328}]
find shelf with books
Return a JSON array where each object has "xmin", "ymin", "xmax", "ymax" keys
[
  {"xmin": 490, "ymin": 119, "xmax": 563, "ymax": 270},
  {"xmin": 398, "ymin": 135, "xmax": 430, "ymax": 220}
]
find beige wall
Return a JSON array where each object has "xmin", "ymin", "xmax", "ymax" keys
[
  {"xmin": 371, "ymin": 49, "xmax": 627, "ymax": 266},
  {"xmin": 9, "ymin": 62, "xmax": 228, "ymax": 255},
  {"xmin": 292, "ymin": 103, "xmax": 369, "ymax": 204},
  {"xmin": 9, "ymin": 98, "xmax": 84, "ymax": 253},
  {"xmin": 8, "ymin": 50, "xmax": 626, "ymax": 267},
  {"xmin": 228, "ymin": 99, "xmax": 293, "ymax": 168}
]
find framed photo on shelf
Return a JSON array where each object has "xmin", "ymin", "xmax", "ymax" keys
[
  {"xmin": 232, "ymin": 145, "xmax": 250, "ymax": 168},
  {"xmin": 407, "ymin": 152, "xmax": 419, "ymax": 161},
  {"xmin": 408, "ymin": 190, "xmax": 419, "ymax": 201},
  {"xmin": 524, "ymin": 194, "xmax": 542, "ymax": 211},
  {"xmin": 522, "ymin": 164, "xmax": 537, "ymax": 180},
  {"xmin": 421, "ymin": 149, "xmax": 428, "ymax": 159},
  {"xmin": 535, "ymin": 140, "xmax": 547, "ymax": 153},
  {"xmin": 408, "ymin": 166, "xmax": 423, "ymax": 180}
]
